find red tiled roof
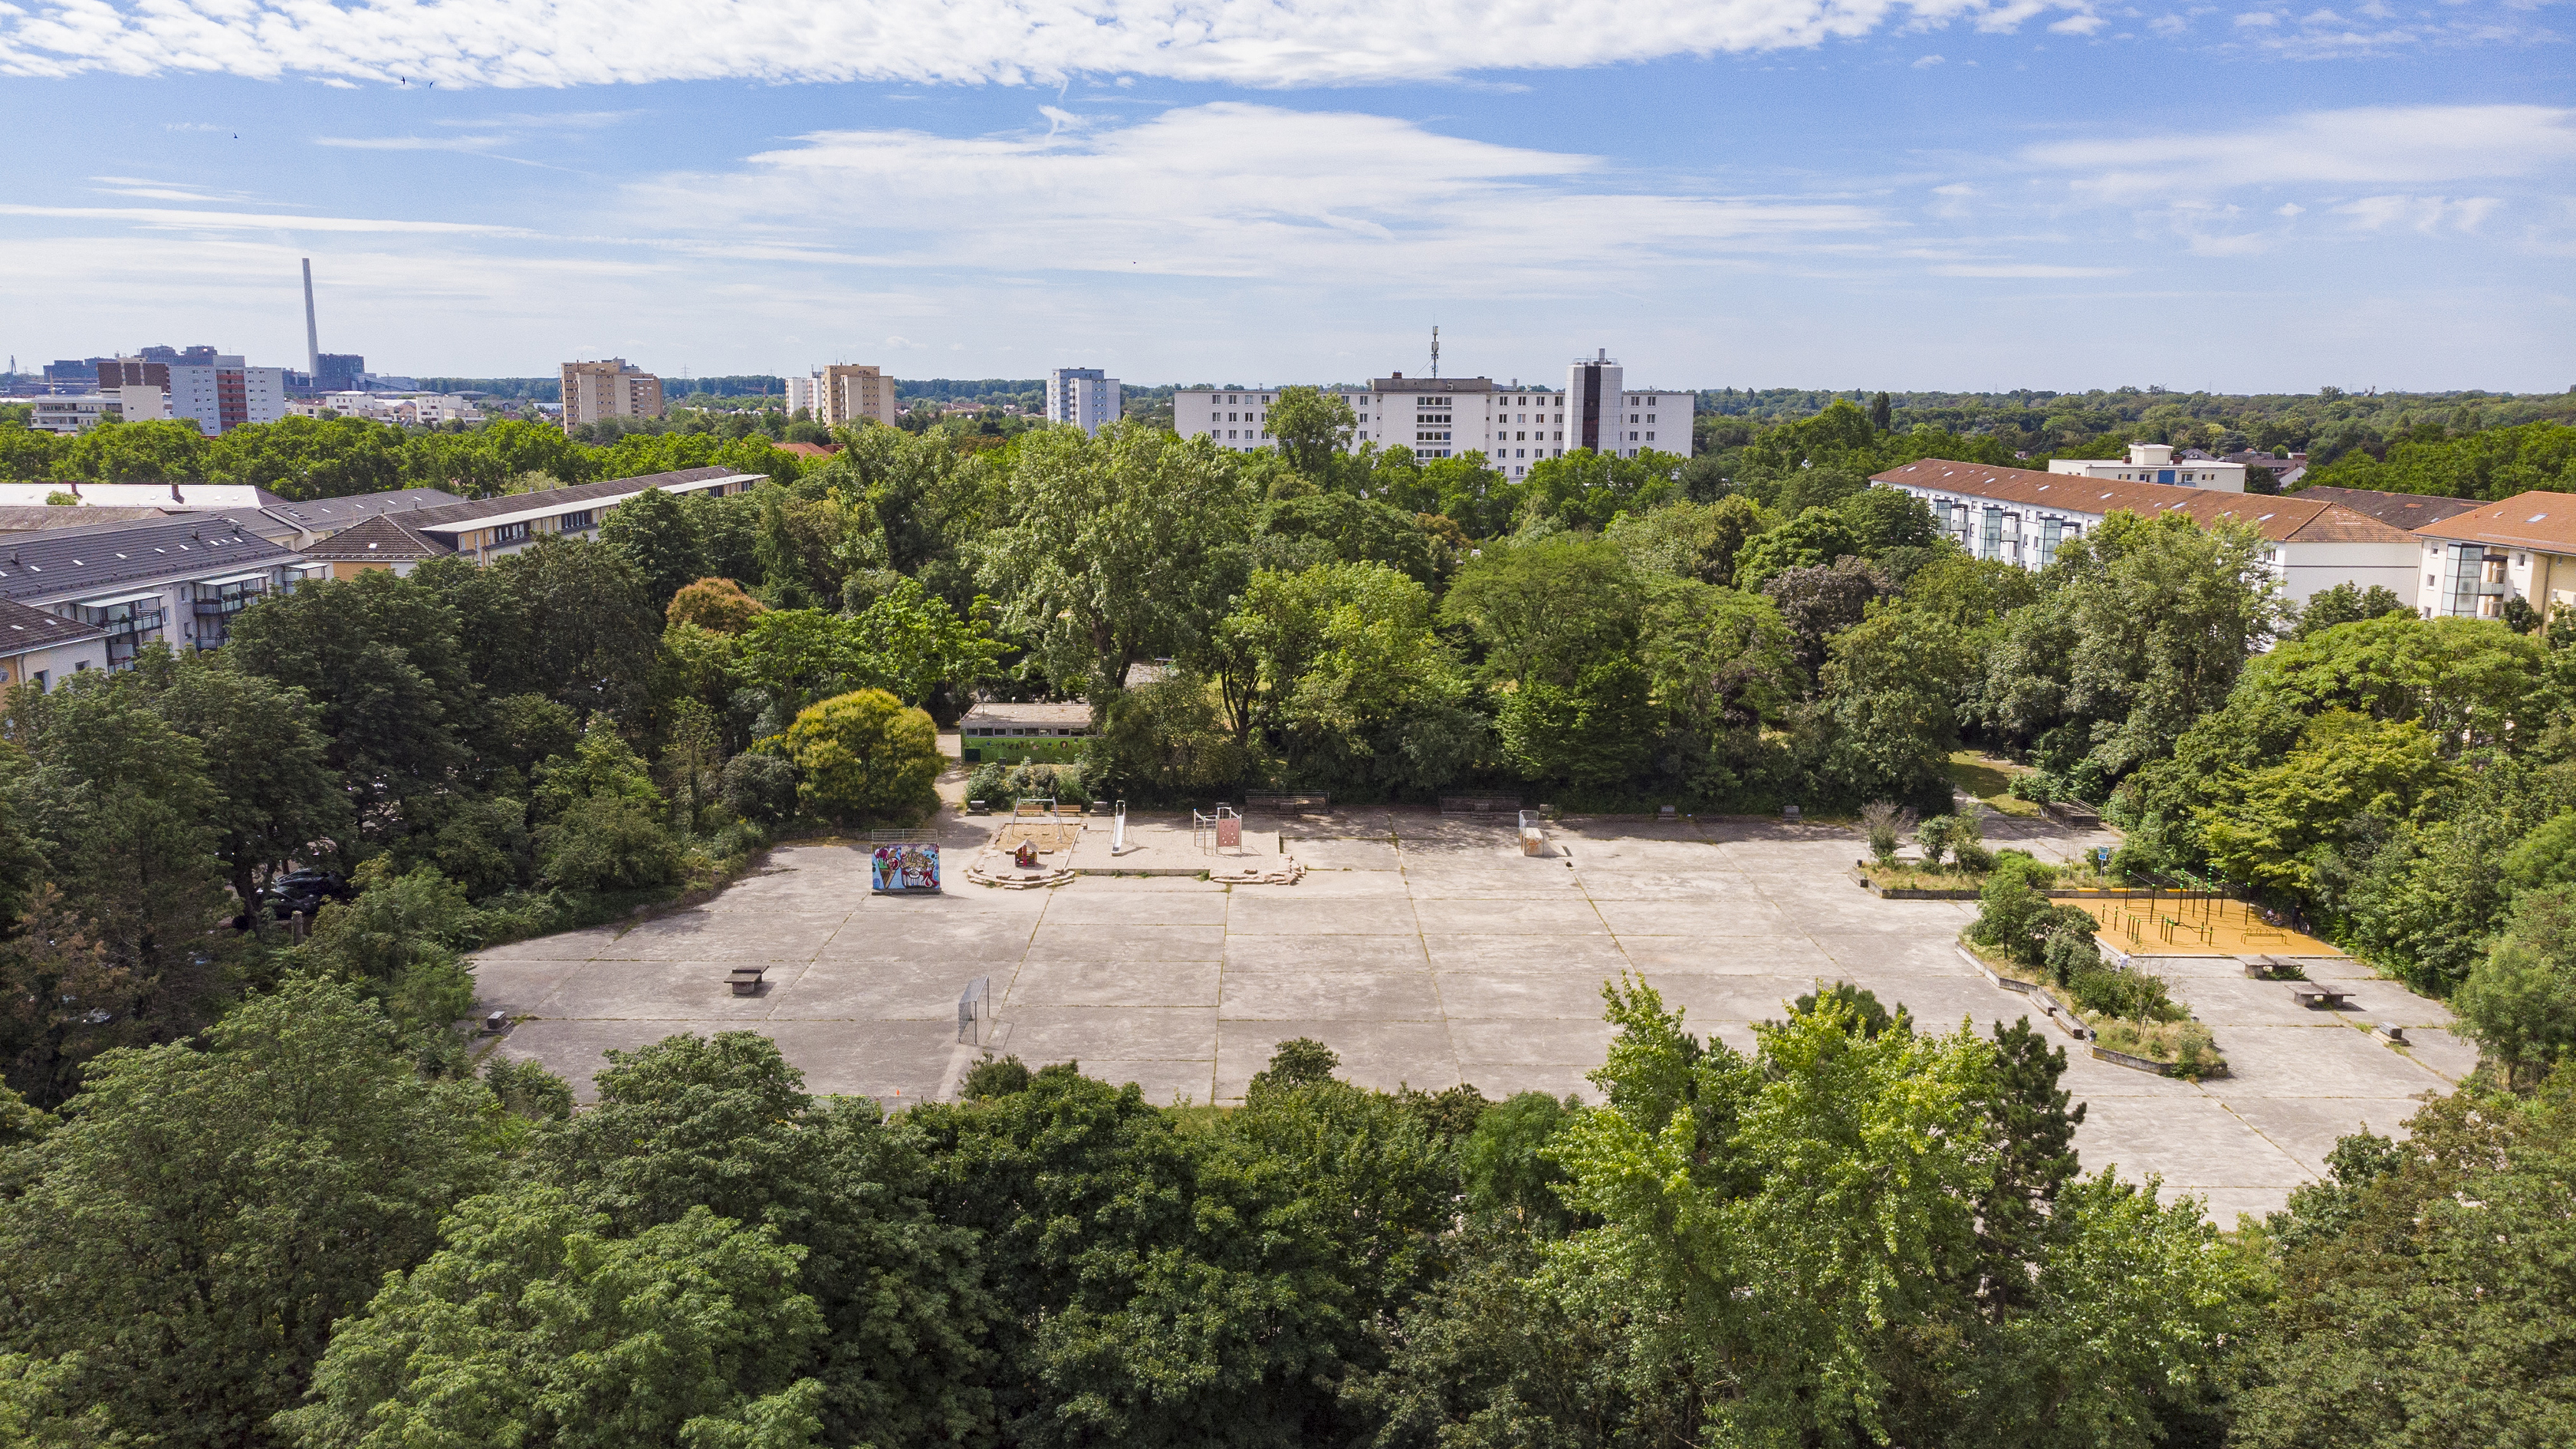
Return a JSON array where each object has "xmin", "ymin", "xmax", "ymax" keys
[
  {"xmin": 2409, "ymin": 491, "xmax": 2576, "ymax": 553},
  {"xmin": 1871, "ymin": 459, "xmax": 2416, "ymax": 546}
]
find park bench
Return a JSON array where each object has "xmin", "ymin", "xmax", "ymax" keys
[
  {"xmin": 728, "ymin": 965, "xmax": 766, "ymax": 997},
  {"xmin": 1441, "ymin": 794, "xmax": 1520, "ymax": 816},
  {"xmin": 2287, "ymin": 982, "xmax": 2352, "ymax": 1010}
]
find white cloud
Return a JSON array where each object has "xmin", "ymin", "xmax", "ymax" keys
[
  {"xmin": 0, "ymin": 0, "xmax": 2101, "ymax": 88},
  {"xmin": 2334, "ymin": 195, "xmax": 2502, "ymax": 233},
  {"xmin": 2233, "ymin": 10, "xmax": 2277, "ymax": 24},
  {"xmin": 629, "ymin": 104, "xmax": 1886, "ymax": 284},
  {"xmin": 2025, "ymin": 105, "xmax": 2576, "ymax": 199},
  {"xmin": 1929, "ymin": 262, "xmax": 2128, "ymax": 276},
  {"xmin": 0, "ymin": 203, "xmax": 534, "ymax": 235},
  {"xmin": 316, "ymin": 133, "xmax": 511, "ymax": 152},
  {"xmin": 1914, "ymin": 52, "xmax": 1947, "ymax": 65},
  {"xmin": 2048, "ymin": 12, "xmax": 2108, "ymax": 32},
  {"xmin": 2275, "ymin": 202, "xmax": 2304, "ymax": 216}
]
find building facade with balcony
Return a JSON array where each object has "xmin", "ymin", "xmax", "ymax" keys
[
  {"xmin": 1871, "ymin": 460, "xmax": 2420, "ymax": 605},
  {"xmin": 0, "ymin": 514, "xmax": 314, "ymax": 666},
  {"xmin": 560, "ymin": 359, "xmax": 665, "ymax": 433},
  {"xmin": 1174, "ymin": 352, "xmax": 1692, "ymax": 479},
  {"xmin": 346, "ymin": 465, "xmax": 767, "ymax": 567},
  {"xmin": 2406, "ymin": 491, "xmax": 2576, "ymax": 622}
]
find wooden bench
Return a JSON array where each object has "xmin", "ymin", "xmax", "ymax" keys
[
  {"xmin": 728, "ymin": 966, "xmax": 766, "ymax": 997},
  {"xmin": 2288, "ymin": 982, "xmax": 2352, "ymax": 1010}
]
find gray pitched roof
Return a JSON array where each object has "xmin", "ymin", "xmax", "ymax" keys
[
  {"xmin": 0, "ymin": 597, "xmax": 106, "ymax": 654},
  {"xmin": 0, "ymin": 514, "xmax": 305, "ymax": 604},
  {"xmin": 300, "ymin": 514, "xmax": 454, "ymax": 562},
  {"xmin": 400, "ymin": 467, "xmax": 753, "ymax": 533}
]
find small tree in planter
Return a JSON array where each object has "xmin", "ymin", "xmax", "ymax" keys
[
  {"xmin": 1914, "ymin": 813, "xmax": 1957, "ymax": 868},
  {"xmin": 1859, "ymin": 801, "xmax": 1909, "ymax": 866}
]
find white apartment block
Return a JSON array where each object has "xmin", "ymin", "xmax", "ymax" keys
[
  {"xmin": 1046, "ymin": 367, "xmax": 1122, "ymax": 434},
  {"xmin": 287, "ymin": 392, "xmax": 483, "ymax": 426},
  {"xmin": 2047, "ymin": 442, "xmax": 2246, "ymax": 492},
  {"xmin": 1171, "ymin": 350, "xmax": 1694, "ymax": 481}
]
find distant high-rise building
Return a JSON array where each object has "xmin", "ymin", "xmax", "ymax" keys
[
  {"xmin": 794, "ymin": 364, "xmax": 898, "ymax": 431},
  {"xmin": 314, "ymin": 353, "xmax": 366, "ymax": 393},
  {"xmin": 96, "ymin": 359, "xmax": 171, "ymax": 393},
  {"xmin": 560, "ymin": 358, "xmax": 665, "ymax": 433},
  {"xmin": 1173, "ymin": 347, "xmax": 1694, "ymax": 480},
  {"xmin": 166, "ymin": 354, "xmax": 287, "ymax": 435},
  {"xmin": 1046, "ymin": 367, "xmax": 1122, "ymax": 434}
]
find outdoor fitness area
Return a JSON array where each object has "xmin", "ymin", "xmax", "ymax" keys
[{"xmin": 470, "ymin": 807, "xmax": 2475, "ymax": 1221}]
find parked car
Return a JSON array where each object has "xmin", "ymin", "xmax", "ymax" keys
[{"xmin": 261, "ymin": 869, "xmax": 354, "ymax": 918}]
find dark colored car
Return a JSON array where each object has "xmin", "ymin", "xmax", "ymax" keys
[{"xmin": 261, "ymin": 869, "xmax": 355, "ymax": 918}]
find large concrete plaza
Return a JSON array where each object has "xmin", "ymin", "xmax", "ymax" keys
[{"xmin": 472, "ymin": 809, "xmax": 2477, "ymax": 1221}]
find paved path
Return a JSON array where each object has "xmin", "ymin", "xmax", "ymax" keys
[{"xmin": 473, "ymin": 809, "xmax": 2475, "ymax": 1221}]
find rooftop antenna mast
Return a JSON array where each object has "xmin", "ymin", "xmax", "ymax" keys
[{"xmin": 1430, "ymin": 324, "xmax": 1440, "ymax": 380}]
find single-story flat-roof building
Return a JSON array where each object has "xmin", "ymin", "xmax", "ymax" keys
[
  {"xmin": 1871, "ymin": 460, "xmax": 2420, "ymax": 605},
  {"xmin": 960, "ymin": 700, "xmax": 1093, "ymax": 764},
  {"xmin": 0, "ymin": 482, "xmax": 286, "ymax": 509},
  {"xmin": 2406, "ymin": 491, "xmax": 2576, "ymax": 623},
  {"xmin": 357, "ymin": 466, "xmax": 767, "ymax": 566}
]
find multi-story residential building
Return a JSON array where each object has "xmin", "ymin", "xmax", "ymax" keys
[
  {"xmin": 286, "ymin": 391, "xmax": 483, "ymax": 426},
  {"xmin": 1563, "ymin": 350, "xmax": 1694, "ymax": 462},
  {"xmin": 560, "ymin": 359, "xmax": 665, "ymax": 432},
  {"xmin": 819, "ymin": 360, "xmax": 912, "ymax": 428},
  {"xmin": 305, "ymin": 465, "xmax": 767, "ymax": 571},
  {"xmin": 2045, "ymin": 442, "xmax": 2247, "ymax": 493},
  {"xmin": 1871, "ymin": 460, "xmax": 2420, "ymax": 605},
  {"xmin": 0, "ymin": 599, "xmax": 109, "ymax": 690},
  {"xmin": 2405, "ymin": 491, "xmax": 2576, "ymax": 622},
  {"xmin": 1172, "ymin": 352, "xmax": 1693, "ymax": 479},
  {"xmin": 0, "ymin": 513, "xmax": 314, "ymax": 665},
  {"xmin": 27, "ymin": 396, "xmax": 125, "ymax": 433},
  {"xmin": 1046, "ymin": 368, "xmax": 1122, "ymax": 434},
  {"xmin": 163, "ymin": 356, "xmax": 288, "ymax": 435}
]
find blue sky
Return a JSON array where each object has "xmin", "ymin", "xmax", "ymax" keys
[{"xmin": 2, "ymin": 0, "xmax": 2569, "ymax": 392}]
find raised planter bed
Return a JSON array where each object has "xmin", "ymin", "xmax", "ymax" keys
[
  {"xmin": 2089, "ymin": 1043, "xmax": 2228, "ymax": 1079},
  {"xmin": 1958, "ymin": 945, "xmax": 2039, "ymax": 993}
]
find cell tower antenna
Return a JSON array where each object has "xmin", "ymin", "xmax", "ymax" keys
[{"xmin": 1430, "ymin": 324, "xmax": 1440, "ymax": 380}]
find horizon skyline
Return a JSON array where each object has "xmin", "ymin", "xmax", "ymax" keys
[{"xmin": 2, "ymin": 1, "xmax": 2569, "ymax": 394}]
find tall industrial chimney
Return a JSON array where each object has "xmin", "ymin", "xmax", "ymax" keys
[{"xmin": 301, "ymin": 258, "xmax": 320, "ymax": 380}]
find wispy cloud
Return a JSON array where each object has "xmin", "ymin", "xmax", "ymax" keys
[
  {"xmin": 0, "ymin": 0, "xmax": 2110, "ymax": 88},
  {"xmin": 2024, "ymin": 105, "xmax": 2576, "ymax": 200},
  {"xmin": 630, "ymin": 103, "xmax": 1888, "ymax": 284},
  {"xmin": 0, "ymin": 204, "xmax": 537, "ymax": 236}
]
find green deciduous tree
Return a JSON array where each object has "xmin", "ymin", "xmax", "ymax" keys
[
  {"xmin": 980, "ymin": 424, "xmax": 1257, "ymax": 694},
  {"xmin": 0, "ymin": 978, "xmax": 494, "ymax": 1449},
  {"xmin": 278, "ymin": 1190, "xmax": 826, "ymax": 1449},
  {"xmin": 779, "ymin": 689, "xmax": 940, "ymax": 823}
]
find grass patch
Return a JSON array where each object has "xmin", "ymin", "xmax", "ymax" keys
[
  {"xmin": 1945, "ymin": 751, "xmax": 2045, "ymax": 818},
  {"xmin": 2093, "ymin": 1018, "xmax": 2226, "ymax": 1077},
  {"xmin": 1861, "ymin": 859, "xmax": 2062, "ymax": 892}
]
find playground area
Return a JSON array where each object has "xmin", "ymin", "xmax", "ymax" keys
[
  {"xmin": 2071, "ymin": 892, "xmax": 2340, "ymax": 958},
  {"xmin": 470, "ymin": 806, "xmax": 2470, "ymax": 1222}
]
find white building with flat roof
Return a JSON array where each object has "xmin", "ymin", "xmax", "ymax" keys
[
  {"xmin": 1173, "ymin": 350, "xmax": 1692, "ymax": 481},
  {"xmin": 1046, "ymin": 368, "xmax": 1122, "ymax": 434},
  {"xmin": 2047, "ymin": 442, "xmax": 2246, "ymax": 493}
]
